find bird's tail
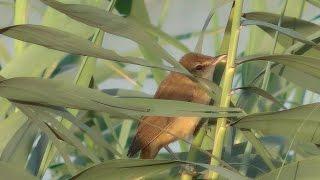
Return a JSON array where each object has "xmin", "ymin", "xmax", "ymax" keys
[{"xmin": 127, "ymin": 136, "xmax": 141, "ymax": 157}]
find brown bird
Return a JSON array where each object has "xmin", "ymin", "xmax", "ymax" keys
[{"xmin": 127, "ymin": 52, "xmax": 226, "ymax": 159}]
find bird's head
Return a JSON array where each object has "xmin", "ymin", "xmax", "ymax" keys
[{"xmin": 179, "ymin": 53, "xmax": 227, "ymax": 79}]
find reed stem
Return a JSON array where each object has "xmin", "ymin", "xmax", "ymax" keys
[{"xmin": 209, "ymin": 0, "xmax": 243, "ymax": 179}]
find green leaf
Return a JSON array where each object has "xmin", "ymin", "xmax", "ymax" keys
[
  {"xmin": 234, "ymin": 103, "xmax": 320, "ymax": 144},
  {"xmin": 40, "ymin": 0, "xmax": 188, "ymax": 73},
  {"xmin": 243, "ymin": 12, "xmax": 320, "ymax": 37},
  {"xmin": 35, "ymin": 105, "xmax": 122, "ymax": 157},
  {"xmin": 0, "ymin": 25, "xmax": 174, "ymax": 71},
  {"xmin": 102, "ymin": 89, "xmax": 151, "ymax": 98},
  {"xmin": 130, "ymin": 0, "xmax": 166, "ymax": 84},
  {"xmin": 213, "ymin": 1, "xmax": 234, "ymax": 84},
  {"xmin": 13, "ymin": 0, "xmax": 30, "ymax": 54},
  {"xmin": 0, "ymin": 77, "xmax": 243, "ymax": 118},
  {"xmin": 192, "ymin": 161, "xmax": 249, "ymax": 180},
  {"xmin": 129, "ymin": 0, "xmax": 189, "ymax": 54},
  {"xmin": 0, "ymin": 116, "xmax": 37, "ymax": 168},
  {"xmin": 194, "ymin": 9, "xmax": 214, "ymax": 53},
  {"xmin": 72, "ymin": 159, "xmax": 181, "ymax": 179},
  {"xmin": 243, "ymin": 12, "xmax": 320, "ymax": 48},
  {"xmin": 285, "ymin": 31, "xmax": 320, "ymax": 57},
  {"xmin": 0, "ymin": 1, "xmax": 102, "ymax": 170},
  {"xmin": 30, "ymin": 108, "xmax": 100, "ymax": 163},
  {"xmin": 142, "ymin": 23, "xmax": 190, "ymax": 53},
  {"xmin": 0, "ymin": 39, "xmax": 10, "ymax": 63},
  {"xmin": 233, "ymin": 86, "xmax": 284, "ymax": 108},
  {"xmin": 307, "ymin": 0, "xmax": 320, "ymax": 8},
  {"xmin": 241, "ymin": 130, "xmax": 276, "ymax": 170},
  {"xmin": 241, "ymin": 19, "xmax": 320, "ymax": 49},
  {"xmin": 0, "ymin": 111, "xmax": 26, "ymax": 153},
  {"xmin": 238, "ymin": 54, "xmax": 320, "ymax": 77},
  {"xmin": 1, "ymin": 0, "xmax": 99, "ymax": 78},
  {"xmin": 258, "ymin": 155, "xmax": 320, "ymax": 180},
  {"xmin": 0, "ymin": 161, "xmax": 37, "ymax": 180},
  {"xmin": 74, "ymin": 29, "xmax": 104, "ymax": 87},
  {"xmin": 71, "ymin": 159, "xmax": 247, "ymax": 180},
  {"xmin": 0, "ymin": 0, "xmax": 100, "ymax": 120},
  {"xmin": 16, "ymin": 104, "xmax": 79, "ymax": 174},
  {"xmin": 237, "ymin": 54, "xmax": 320, "ymax": 94}
]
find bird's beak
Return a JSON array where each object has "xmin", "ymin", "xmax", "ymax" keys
[{"xmin": 211, "ymin": 54, "xmax": 227, "ymax": 66}]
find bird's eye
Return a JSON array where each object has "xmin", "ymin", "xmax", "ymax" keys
[{"xmin": 195, "ymin": 64, "xmax": 204, "ymax": 70}]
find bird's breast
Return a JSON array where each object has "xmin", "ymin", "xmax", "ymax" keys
[{"xmin": 169, "ymin": 116, "xmax": 201, "ymax": 138}]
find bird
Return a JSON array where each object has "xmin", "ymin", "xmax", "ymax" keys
[{"xmin": 127, "ymin": 52, "xmax": 227, "ymax": 159}]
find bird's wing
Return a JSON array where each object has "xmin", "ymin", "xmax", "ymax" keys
[
  {"xmin": 153, "ymin": 73, "xmax": 196, "ymax": 101},
  {"xmin": 128, "ymin": 73, "xmax": 197, "ymax": 156}
]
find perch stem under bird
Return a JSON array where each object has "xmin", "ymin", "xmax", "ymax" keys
[{"xmin": 127, "ymin": 53, "xmax": 227, "ymax": 159}]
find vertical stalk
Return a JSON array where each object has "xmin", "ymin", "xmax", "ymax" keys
[
  {"xmin": 209, "ymin": 0, "xmax": 243, "ymax": 179},
  {"xmin": 14, "ymin": 0, "xmax": 29, "ymax": 54},
  {"xmin": 182, "ymin": 2, "xmax": 222, "ymax": 178}
]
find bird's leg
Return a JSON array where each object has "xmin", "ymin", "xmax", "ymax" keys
[
  {"xmin": 181, "ymin": 164, "xmax": 197, "ymax": 177},
  {"xmin": 164, "ymin": 145, "xmax": 197, "ymax": 176}
]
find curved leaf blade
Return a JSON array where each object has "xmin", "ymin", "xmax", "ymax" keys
[
  {"xmin": 241, "ymin": 19, "xmax": 320, "ymax": 50},
  {"xmin": 0, "ymin": 77, "xmax": 243, "ymax": 118},
  {"xmin": 40, "ymin": 0, "xmax": 188, "ymax": 73},
  {"xmin": 0, "ymin": 162, "xmax": 37, "ymax": 180},
  {"xmin": 71, "ymin": 159, "xmax": 248, "ymax": 180},
  {"xmin": 237, "ymin": 55, "xmax": 320, "ymax": 89},
  {"xmin": 233, "ymin": 86, "xmax": 285, "ymax": 108},
  {"xmin": 0, "ymin": 25, "xmax": 175, "ymax": 71},
  {"xmin": 72, "ymin": 159, "xmax": 181, "ymax": 180},
  {"xmin": 243, "ymin": 12, "xmax": 320, "ymax": 37},
  {"xmin": 258, "ymin": 155, "xmax": 320, "ymax": 180},
  {"xmin": 234, "ymin": 103, "xmax": 320, "ymax": 144}
]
